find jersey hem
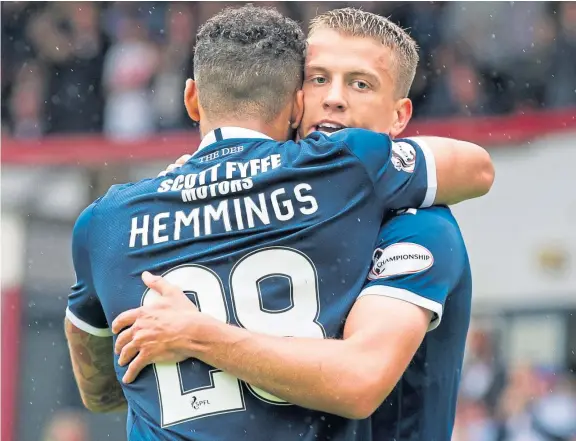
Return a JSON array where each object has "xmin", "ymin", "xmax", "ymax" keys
[
  {"xmin": 66, "ymin": 307, "xmax": 113, "ymax": 337},
  {"xmin": 358, "ymin": 285, "xmax": 443, "ymax": 331}
]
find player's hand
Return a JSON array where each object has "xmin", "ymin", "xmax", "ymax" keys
[
  {"xmin": 157, "ymin": 154, "xmax": 192, "ymax": 177},
  {"xmin": 112, "ymin": 271, "xmax": 202, "ymax": 384}
]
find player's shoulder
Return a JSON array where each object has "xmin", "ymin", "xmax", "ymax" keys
[
  {"xmin": 283, "ymin": 130, "xmax": 372, "ymax": 166},
  {"xmin": 371, "ymin": 207, "xmax": 467, "ymax": 280},
  {"xmin": 71, "ymin": 197, "xmax": 105, "ymax": 248},
  {"xmin": 300, "ymin": 129, "xmax": 394, "ymax": 172},
  {"xmin": 73, "ymin": 199, "xmax": 99, "ymax": 232},
  {"xmin": 394, "ymin": 205, "xmax": 458, "ymax": 226},
  {"xmin": 304, "ymin": 128, "xmax": 391, "ymax": 148},
  {"xmin": 381, "ymin": 206, "xmax": 464, "ymax": 245},
  {"xmin": 97, "ymin": 179, "xmax": 157, "ymax": 208},
  {"xmin": 78, "ymin": 179, "xmax": 160, "ymax": 233}
]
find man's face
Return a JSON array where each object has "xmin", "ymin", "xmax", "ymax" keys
[{"xmin": 299, "ymin": 28, "xmax": 401, "ymax": 138}]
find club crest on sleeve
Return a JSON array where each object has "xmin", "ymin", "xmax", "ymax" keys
[
  {"xmin": 368, "ymin": 242, "xmax": 433, "ymax": 280},
  {"xmin": 391, "ymin": 142, "xmax": 416, "ymax": 173}
]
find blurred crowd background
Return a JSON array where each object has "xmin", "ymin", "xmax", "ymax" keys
[
  {"xmin": 2, "ymin": 1, "xmax": 575, "ymax": 139},
  {"xmin": 453, "ymin": 325, "xmax": 576, "ymax": 441},
  {"xmin": 2, "ymin": 2, "xmax": 576, "ymax": 441}
]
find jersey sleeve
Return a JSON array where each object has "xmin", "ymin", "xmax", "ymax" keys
[
  {"xmin": 66, "ymin": 202, "xmax": 112, "ymax": 337},
  {"xmin": 359, "ymin": 208, "xmax": 466, "ymax": 331},
  {"xmin": 332, "ymin": 129, "xmax": 437, "ymax": 209}
]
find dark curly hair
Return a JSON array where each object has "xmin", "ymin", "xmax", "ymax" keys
[{"xmin": 193, "ymin": 5, "xmax": 305, "ymax": 122}]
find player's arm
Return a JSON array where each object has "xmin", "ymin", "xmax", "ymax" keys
[
  {"xmin": 64, "ymin": 319, "xmax": 126, "ymax": 412},
  {"xmin": 115, "ymin": 283, "xmax": 427, "ymax": 419},
  {"xmin": 410, "ymin": 136, "xmax": 495, "ymax": 205},
  {"xmin": 184, "ymin": 212, "xmax": 463, "ymax": 419},
  {"xmin": 185, "ymin": 296, "xmax": 430, "ymax": 420},
  {"xmin": 65, "ymin": 204, "xmax": 127, "ymax": 413},
  {"xmin": 332, "ymin": 129, "xmax": 494, "ymax": 209}
]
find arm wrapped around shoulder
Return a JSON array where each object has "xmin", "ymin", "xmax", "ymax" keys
[{"xmin": 411, "ymin": 136, "xmax": 495, "ymax": 205}]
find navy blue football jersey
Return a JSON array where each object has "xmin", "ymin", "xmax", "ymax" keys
[
  {"xmin": 361, "ymin": 206, "xmax": 472, "ymax": 441},
  {"xmin": 66, "ymin": 127, "xmax": 438, "ymax": 441}
]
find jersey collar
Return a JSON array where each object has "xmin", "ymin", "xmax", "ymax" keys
[{"xmin": 197, "ymin": 127, "xmax": 273, "ymax": 153}]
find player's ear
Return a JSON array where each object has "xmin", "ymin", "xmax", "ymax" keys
[
  {"xmin": 290, "ymin": 89, "xmax": 304, "ymax": 129},
  {"xmin": 390, "ymin": 98, "xmax": 413, "ymax": 138},
  {"xmin": 184, "ymin": 79, "xmax": 201, "ymax": 122}
]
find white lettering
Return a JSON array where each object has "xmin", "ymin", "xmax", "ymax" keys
[
  {"xmin": 200, "ymin": 151, "xmax": 220, "ymax": 162},
  {"xmin": 260, "ymin": 156, "xmax": 271, "ymax": 173},
  {"xmin": 205, "ymin": 201, "xmax": 232, "ymax": 235},
  {"xmin": 271, "ymin": 154, "xmax": 281, "ymax": 169},
  {"xmin": 158, "ymin": 180, "xmax": 173, "ymax": 192},
  {"xmin": 198, "ymin": 169, "xmax": 208, "ymax": 186},
  {"xmin": 171, "ymin": 175, "xmax": 184, "ymax": 191},
  {"xmin": 175, "ymin": 209, "xmax": 200, "ymax": 239},
  {"xmin": 208, "ymin": 164, "xmax": 221, "ymax": 182},
  {"xmin": 130, "ymin": 215, "xmax": 150, "ymax": 248},
  {"xmin": 226, "ymin": 162, "xmax": 237, "ymax": 179},
  {"xmin": 237, "ymin": 161, "xmax": 250, "ymax": 178},
  {"xmin": 245, "ymin": 193, "xmax": 270, "ymax": 228},
  {"xmin": 241, "ymin": 178, "xmax": 253, "ymax": 190},
  {"xmin": 233, "ymin": 198, "xmax": 245, "ymax": 230},
  {"xmin": 182, "ymin": 189, "xmax": 196, "ymax": 202},
  {"xmin": 208, "ymin": 183, "xmax": 219, "ymax": 198},
  {"xmin": 137, "ymin": 181, "xmax": 320, "ymax": 247},
  {"xmin": 249, "ymin": 159, "xmax": 261, "ymax": 176},
  {"xmin": 294, "ymin": 184, "xmax": 318, "ymax": 215},
  {"xmin": 197, "ymin": 186, "xmax": 208, "ymax": 199},
  {"xmin": 271, "ymin": 188, "xmax": 294, "ymax": 221},
  {"xmin": 184, "ymin": 174, "xmax": 198, "ymax": 189},
  {"xmin": 153, "ymin": 212, "xmax": 170, "ymax": 244},
  {"xmin": 218, "ymin": 181, "xmax": 230, "ymax": 195}
]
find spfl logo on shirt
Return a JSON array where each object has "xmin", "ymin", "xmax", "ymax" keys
[
  {"xmin": 190, "ymin": 396, "xmax": 210, "ymax": 411},
  {"xmin": 391, "ymin": 141, "xmax": 416, "ymax": 173},
  {"xmin": 368, "ymin": 242, "xmax": 433, "ymax": 280}
]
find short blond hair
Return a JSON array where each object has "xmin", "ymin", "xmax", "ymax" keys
[{"xmin": 309, "ymin": 8, "xmax": 419, "ymax": 98}]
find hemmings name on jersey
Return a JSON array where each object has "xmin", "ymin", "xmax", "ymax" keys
[
  {"xmin": 129, "ymin": 154, "xmax": 319, "ymax": 248},
  {"xmin": 368, "ymin": 242, "xmax": 433, "ymax": 280}
]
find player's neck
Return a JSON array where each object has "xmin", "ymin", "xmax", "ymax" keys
[{"xmin": 200, "ymin": 119, "xmax": 290, "ymax": 142}]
